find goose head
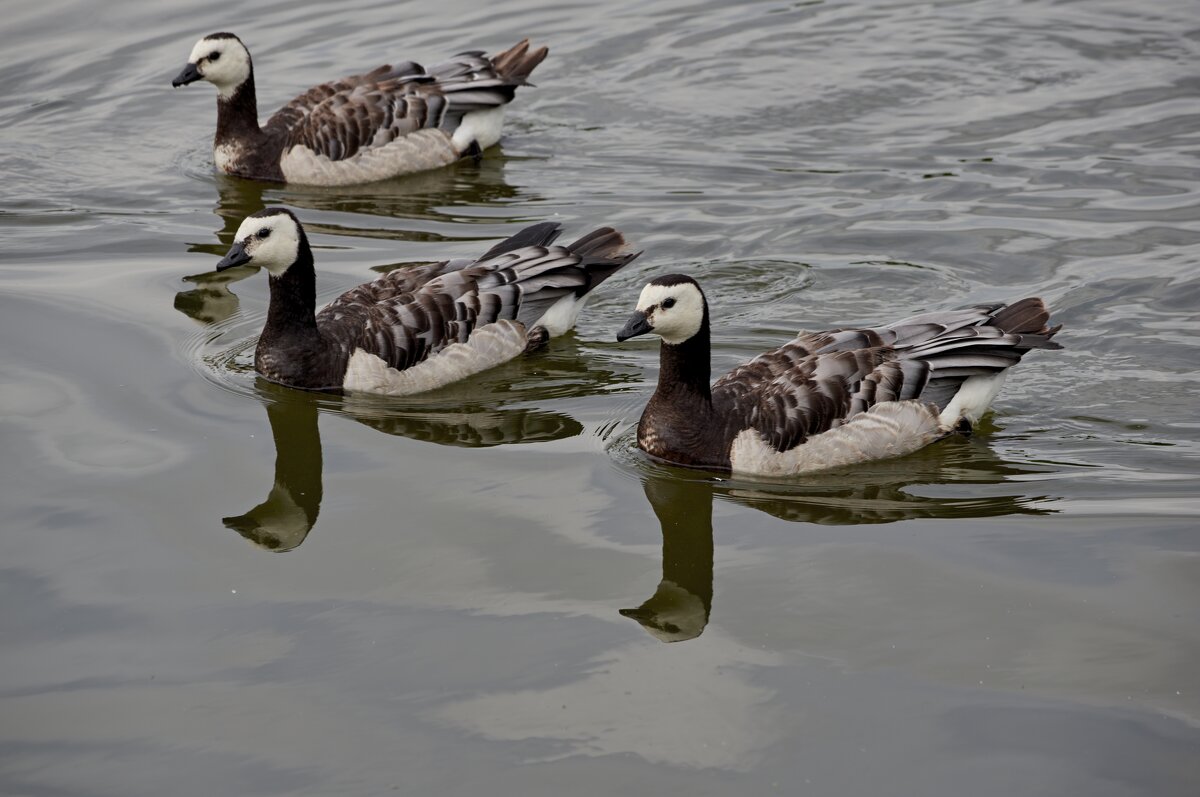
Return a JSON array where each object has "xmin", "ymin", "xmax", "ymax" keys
[
  {"xmin": 616, "ymin": 274, "xmax": 708, "ymax": 345},
  {"xmin": 216, "ymin": 208, "xmax": 304, "ymax": 276},
  {"xmin": 172, "ymin": 32, "xmax": 253, "ymax": 98}
]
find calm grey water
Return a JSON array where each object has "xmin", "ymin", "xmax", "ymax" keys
[{"xmin": 2, "ymin": 0, "xmax": 1199, "ymax": 794}]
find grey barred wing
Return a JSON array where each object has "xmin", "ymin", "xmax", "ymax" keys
[
  {"xmin": 272, "ymin": 76, "xmax": 449, "ymax": 162},
  {"xmin": 713, "ymin": 335, "xmax": 932, "ymax": 452},
  {"xmin": 266, "ymin": 62, "xmax": 431, "ymax": 132},
  {"xmin": 312, "ymin": 221, "xmax": 633, "ymax": 376},
  {"xmin": 321, "ymin": 260, "xmax": 473, "ymax": 311},
  {"xmin": 266, "ymin": 43, "xmax": 547, "ymax": 164}
]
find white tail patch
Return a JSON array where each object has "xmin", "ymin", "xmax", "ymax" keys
[
  {"xmin": 451, "ymin": 106, "xmax": 506, "ymax": 152},
  {"xmin": 341, "ymin": 319, "xmax": 528, "ymax": 395},
  {"xmin": 534, "ymin": 293, "xmax": 587, "ymax": 337},
  {"xmin": 938, "ymin": 373, "xmax": 1008, "ymax": 427},
  {"xmin": 729, "ymin": 401, "xmax": 947, "ymax": 476}
]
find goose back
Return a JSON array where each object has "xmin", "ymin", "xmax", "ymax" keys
[{"xmin": 271, "ymin": 41, "xmax": 547, "ymax": 184}]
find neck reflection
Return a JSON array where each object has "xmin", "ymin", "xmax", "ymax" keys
[
  {"xmin": 223, "ymin": 394, "xmax": 322, "ymax": 552},
  {"xmin": 624, "ymin": 433, "xmax": 1054, "ymax": 643},
  {"xmin": 621, "ymin": 477, "xmax": 715, "ymax": 643}
]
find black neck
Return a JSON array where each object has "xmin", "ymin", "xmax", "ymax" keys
[
  {"xmin": 655, "ymin": 316, "xmax": 713, "ymax": 405},
  {"xmin": 215, "ymin": 75, "xmax": 262, "ymax": 143},
  {"xmin": 263, "ymin": 246, "xmax": 319, "ymax": 341}
]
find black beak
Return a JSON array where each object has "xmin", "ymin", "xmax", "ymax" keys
[
  {"xmin": 616, "ymin": 310, "xmax": 653, "ymax": 342},
  {"xmin": 172, "ymin": 63, "xmax": 202, "ymax": 87},
  {"xmin": 215, "ymin": 242, "xmax": 252, "ymax": 272}
]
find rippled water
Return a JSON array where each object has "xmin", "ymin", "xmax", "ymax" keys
[{"xmin": 2, "ymin": 0, "xmax": 1198, "ymax": 794}]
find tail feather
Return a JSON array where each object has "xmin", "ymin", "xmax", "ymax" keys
[
  {"xmin": 491, "ymin": 39, "xmax": 549, "ymax": 85},
  {"xmin": 426, "ymin": 41, "xmax": 547, "ymax": 119},
  {"xmin": 990, "ymin": 297, "xmax": 1048, "ymax": 332},
  {"xmin": 895, "ymin": 297, "xmax": 1062, "ymax": 416},
  {"xmin": 477, "ymin": 222, "xmax": 563, "ymax": 261},
  {"xmin": 989, "ymin": 297, "xmax": 1062, "ymax": 349},
  {"xmin": 567, "ymin": 227, "xmax": 642, "ymax": 292},
  {"xmin": 466, "ymin": 226, "xmax": 638, "ymax": 334},
  {"xmin": 1015, "ymin": 331, "xmax": 1063, "ymax": 350},
  {"xmin": 924, "ymin": 352, "xmax": 1022, "ymax": 371},
  {"xmin": 895, "ymin": 298, "xmax": 1062, "ymax": 363}
]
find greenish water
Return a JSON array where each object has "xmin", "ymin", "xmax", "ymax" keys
[{"xmin": 2, "ymin": 1, "xmax": 1198, "ymax": 794}]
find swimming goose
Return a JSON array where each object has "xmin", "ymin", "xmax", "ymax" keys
[
  {"xmin": 616, "ymin": 275, "xmax": 1061, "ymax": 476},
  {"xmin": 172, "ymin": 32, "xmax": 547, "ymax": 185},
  {"xmin": 213, "ymin": 208, "xmax": 639, "ymax": 393}
]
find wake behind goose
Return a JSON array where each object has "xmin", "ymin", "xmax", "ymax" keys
[
  {"xmin": 210, "ymin": 209, "xmax": 638, "ymax": 394},
  {"xmin": 616, "ymin": 274, "xmax": 1061, "ymax": 476},
  {"xmin": 172, "ymin": 32, "xmax": 547, "ymax": 185}
]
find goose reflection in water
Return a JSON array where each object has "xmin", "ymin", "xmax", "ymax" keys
[
  {"xmin": 620, "ymin": 477, "xmax": 715, "ymax": 643},
  {"xmin": 224, "ymin": 396, "xmax": 582, "ymax": 551},
  {"xmin": 222, "ymin": 393, "xmax": 324, "ymax": 552},
  {"xmin": 225, "ymin": 340, "xmax": 636, "ymax": 550},
  {"xmin": 623, "ymin": 431, "xmax": 1056, "ymax": 643},
  {"xmin": 224, "ymin": 378, "xmax": 585, "ymax": 552},
  {"xmin": 175, "ymin": 155, "xmax": 533, "ymax": 325}
]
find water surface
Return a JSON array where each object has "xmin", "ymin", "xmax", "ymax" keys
[{"xmin": 2, "ymin": 0, "xmax": 1198, "ymax": 794}]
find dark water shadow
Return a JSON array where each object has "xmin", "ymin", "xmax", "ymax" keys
[
  {"xmin": 223, "ymin": 378, "xmax": 583, "ymax": 552},
  {"xmin": 622, "ymin": 433, "xmax": 1056, "ymax": 643},
  {"xmin": 175, "ymin": 155, "xmax": 534, "ymax": 325}
]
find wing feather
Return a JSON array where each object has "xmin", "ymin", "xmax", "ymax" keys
[
  {"xmin": 315, "ymin": 223, "xmax": 635, "ymax": 374},
  {"xmin": 267, "ymin": 42, "xmax": 547, "ymax": 163},
  {"xmin": 711, "ymin": 299, "xmax": 1060, "ymax": 454}
]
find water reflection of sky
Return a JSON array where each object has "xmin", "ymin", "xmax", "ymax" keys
[{"xmin": 2, "ymin": 0, "xmax": 1199, "ymax": 793}]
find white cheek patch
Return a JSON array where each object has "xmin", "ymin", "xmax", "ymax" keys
[
  {"xmin": 234, "ymin": 215, "xmax": 301, "ymax": 276},
  {"xmin": 635, "ymin": 282, "xmax": 705, "ymax": 345},
  {"xmin": 232, "ymin": 215, "xmax": 262, "ymax": 245},
  {"xmin": 187, "ymin": 39, "xmax": 213, "ymax": 65},
  {"xmin": 635, "ymin": 283, "xmax": 674, "ymax": 313},
  {"xmin": 188, "ymin": 38, "xmax": 251, "ymax": 97}
]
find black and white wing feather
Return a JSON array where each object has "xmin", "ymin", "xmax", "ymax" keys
[
  {"xmin": 266, "ymin": 41, "xmax": 548, "ymax": 162},
  {"xmin": 316, "ymin": 222, "xmax": 636, "ymax": 373},
  {"xmin": 713, "ymin": 299, "xmax": 1061, "ymax": 453}
]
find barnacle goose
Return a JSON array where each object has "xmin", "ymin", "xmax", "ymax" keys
[
  {"xmin": 212, "ymin": 209, "xmax": 638, "ymax": 394},
  {"xmin": 616, "ymin": 274, "xmax": 1062, "ymax": 476},
  {"xmin": 172, "ymin": 33, "xmax": 547, "ymax": 185}
]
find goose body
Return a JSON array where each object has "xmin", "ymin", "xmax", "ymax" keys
[
  {"xmin": 214, "ymin": 209, "xmax": 638, "ymax": 394},
  {"xmin": 172, "ymin": 33, "xmax": 547, "ymax": 185},
  {"xmin": 616, "ymin": 275, "xmax": 1062, "ymax": 476}
]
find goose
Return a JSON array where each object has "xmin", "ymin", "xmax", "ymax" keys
[
  {"xmin": 212, "ymin": 208, "xmax": 639, "ymax": 394},
  {"xmin": 171, "ymin": 32, "xmax": 547, "ymax": 185},
  {"xmin": 615, "ymin": 275, "xmax": 1062, "ymax": 476}
]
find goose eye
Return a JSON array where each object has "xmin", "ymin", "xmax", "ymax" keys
[
  {"xmin": 258, "ymin": 227, "xmax": 271, "ymax": 238},
  {"xmin": 209, "ymin": 51, "xmax": 221, "ymax": 61},
  {"xmin": 662, "ymin": 297, "xmax": 676, "ymax": 309}
]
